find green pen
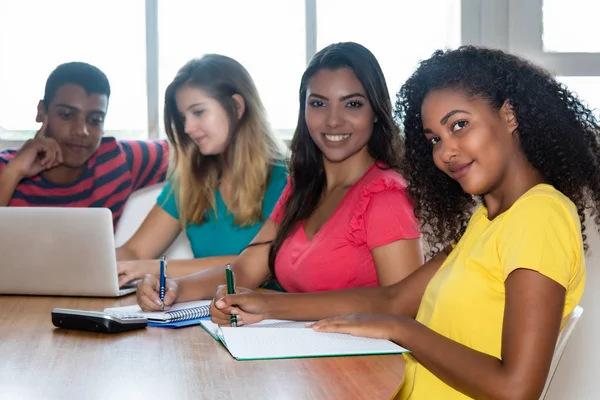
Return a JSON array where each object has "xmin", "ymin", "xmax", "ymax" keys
[{"xmin": 225, "ymin": 263, "xmax": 237, "ymax": 327}]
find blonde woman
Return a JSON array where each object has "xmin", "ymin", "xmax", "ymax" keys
[{"xmin": 116, "ymin": 55, "xmax": 287, "ymax": 286}]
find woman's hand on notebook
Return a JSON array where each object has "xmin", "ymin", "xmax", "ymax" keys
[
  {"xmin": 210, "ymin": 285, "xmax": 268, "ymax": 326},
  {"xmin": 118, "ymin": 260, "xmax": 158, "ymax": 287},
  {"xmin": 136, "ymin": 274, "xmax": 179, "ymax": 311},
  {"xmin": 308, "ymin": 313, "xmax": 408, "ymax": 341}
]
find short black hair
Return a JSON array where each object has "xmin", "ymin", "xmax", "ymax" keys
[{"xmin": 43, "ymin": 62, "xmax": 111, "ymax": 109}]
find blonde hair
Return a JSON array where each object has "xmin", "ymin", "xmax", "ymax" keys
[{"xmin": 163, "ymin": 55, "xmax": 283, "ymax": 227}]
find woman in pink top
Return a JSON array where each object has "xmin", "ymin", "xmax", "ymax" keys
[
  {"xmin": 271, "ymin": 162, "xmax": 418, "ymax": 292},
  {"xmin": 135, "ymin": 42, "xmax": 423, "ymax": 311}
]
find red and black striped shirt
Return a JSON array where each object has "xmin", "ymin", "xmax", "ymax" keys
[{"xmin": 0, "ymin": 137, "xmax": 169, "ymax": 230}]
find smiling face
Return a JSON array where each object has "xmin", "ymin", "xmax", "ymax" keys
[
  {"xmin": 304, "ymin": 67, "xmax": 376, "ymax": 163},
  {"xmin": 37, "ymin": 83, "xmax": 108, "ymax": 168},
  {"xmin": 421, "ymin": 89, "xmax": 519, "ymax": 196}
]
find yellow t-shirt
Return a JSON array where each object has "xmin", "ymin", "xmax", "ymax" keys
[{"xmin": 395, "ymin": 184, "xmax": 586, "ymax": 400}]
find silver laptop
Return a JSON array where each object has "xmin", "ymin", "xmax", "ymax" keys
[{"xmin": 0, "ymin": 207, "xmax": 136, "ymax": 297}]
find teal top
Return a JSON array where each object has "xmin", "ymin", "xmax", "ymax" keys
[{"xmin": 157, "ymin": 164, "xmax": 288, "ymax": 258}]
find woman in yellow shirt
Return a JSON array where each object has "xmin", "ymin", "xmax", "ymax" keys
[{"xmin": 212, "ymin": 46, "xmax": 600, "ymax": 399}]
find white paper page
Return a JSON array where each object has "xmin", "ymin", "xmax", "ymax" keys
[
  {"xmin": 104, "ymin": 300, "xmax": 211, "ymax": 321},
  {"xmin": 199, "ymin": 319, "xmax": 220, "ymax": 340},
  {"xmin": 200, "ymin": 319, "xmax": 308, "ymax": 341},
  {"xmin": 218, "ymin": 327, "xmax": 408, "ymax": 360},
  {"xmin": 244, "ymin": 320, "xmax": 310, "ymax": 329}
]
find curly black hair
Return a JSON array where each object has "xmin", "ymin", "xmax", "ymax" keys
[{"xmin": 395, "ymin": 45, "xmax": 600, "ymax": 254}]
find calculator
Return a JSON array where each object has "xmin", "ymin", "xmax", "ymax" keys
[{"xmin": 51, "ymin": 308, "xmax": 148, "ymax": 333}]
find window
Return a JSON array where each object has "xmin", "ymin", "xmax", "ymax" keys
[
  {"xmin": 0, "ymin": 0, "xmax": 148, "ymax": 141},
  {"xmin": 507, "ymin": 0, "xmax": 600, "ymax": 76},
  {"xmin": 158, "ymin": 0, "xmax": 306, "ymax": 137},
  {"xmin": 462, "ymin": 0, "xmax": 600, "ymax": 121},
  {"xmin": 5, "ymin": 0, "xmax": 599, "ymax": 146},
  {"xmin": 316, "ymin": 0, "xmax": 461, "ymax": 102},
  {"xmin": 543, "ymin": 0, "xmax": 600, "ymax": 53},
  {"xmin": 0, "ymin": 0, "xmax": 480, "ymax": 145},
  {"xmin": 558, "ymin": 77, "xmax": 600, "ymax": 117}
]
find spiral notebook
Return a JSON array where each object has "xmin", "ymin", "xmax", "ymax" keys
[{"xmin": 104, "ymin": 300, "xmax": 211, "ymax": 327}]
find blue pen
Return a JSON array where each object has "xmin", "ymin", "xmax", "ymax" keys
[{"xmin": 159, "ymin": 255, "xmax": 167, "ymax": 311}]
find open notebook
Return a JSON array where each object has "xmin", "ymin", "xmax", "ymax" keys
[
  {"xmin": 104, "ymin": 300, "xmax": 211, "ymax": 327},
  {"xmin": 200, "ymin": 319, "xmax": 409, "ymax": 361}
]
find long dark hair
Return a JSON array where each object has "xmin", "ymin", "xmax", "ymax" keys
[
  {"xmin": 267, "ymin": 42, "xmax": 403, "ymax": 278},
  {"xmin": 396, "ymin": 46, "xmax": 600, "ymax": 255}
]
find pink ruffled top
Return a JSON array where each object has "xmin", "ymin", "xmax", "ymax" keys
[{"xmin": 270, "ymin": 162, "xmax": 421, "ymax": 293}]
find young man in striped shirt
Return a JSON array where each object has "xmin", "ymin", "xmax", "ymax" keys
[{"xmin": 0, "ymin": 62, "xmax": 170, "ymax": 230}]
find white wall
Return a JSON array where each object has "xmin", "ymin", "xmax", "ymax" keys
[
  {"xmin": 546, "ymin": 217, "xmax": 600, "ymax": 399},
  {"xmin": 114, "ymin": 183, "xmax": 193, "ymax": 260},
  {"xmin": 0, "ymin": 140, "xmax": 25, "ymax": 151}
]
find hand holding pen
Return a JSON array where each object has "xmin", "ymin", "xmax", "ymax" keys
[
  {"xmin": 159, "ymin": 255, "xmax": 167, "ymax": 311},
  {"xmin": 136, "ymin": 273, "xmax": 179, "ymax": 312},
  {"xmin": 225, "ymin": 264, "xmax": 237, "ymax": 327},
  {"xmin": 210, "ymin": 284, "xmax": 270, "ymax": 327}
]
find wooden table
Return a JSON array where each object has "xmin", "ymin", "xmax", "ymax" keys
[{"xmin": 0, "ymin": 295, "xmax": 404, "ymax": 400}]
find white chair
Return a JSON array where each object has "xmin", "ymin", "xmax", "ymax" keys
[
  {"xmin": 114, "ymin": 183, "xmax": 193, "ymax": 260},
  {"xmin": 539, "ymin": 305, "xmax": 584, "ymax": 400}
]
